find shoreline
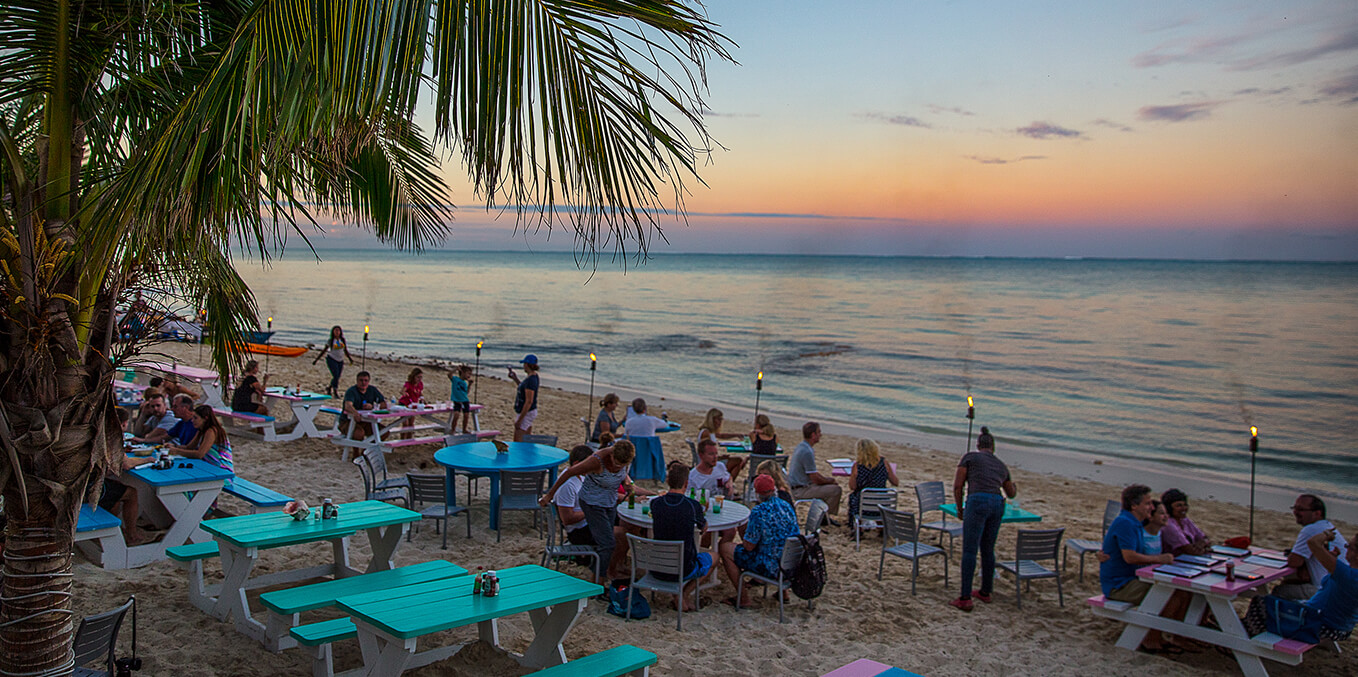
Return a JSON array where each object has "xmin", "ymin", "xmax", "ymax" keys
[{"xmin": 368, "ymin": 346, "xmax": 1356, "ymax": 523}]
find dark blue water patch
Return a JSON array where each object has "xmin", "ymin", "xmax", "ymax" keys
[{"xmin": 1262, "ymin": 388, "xmax": 1354, "ymax": 402}]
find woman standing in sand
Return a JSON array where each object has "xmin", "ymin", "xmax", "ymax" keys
[
  {"xmin": 313, "ymin": 326, "xmax": 354, "ymax": 397},
  {"xmin": 508, "ymin": 354, "xmax": 540, "ymax": 442},
  {"xmin": 950, "ymin": 426, "xmax": 1017, "ymax": 612},
  {"xmin": 539, "ymin": 440, "xmax": 651, "ymax": 581},
  {"xmin": 698, "ymin": 408, "xmax": 747, "ymax": 486}
]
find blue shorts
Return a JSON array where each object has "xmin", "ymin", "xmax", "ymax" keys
[
  {"xmin": 452, "ymin": 401, "xmax": 470, "ymax": 413},
  {"xmin": 683, "ymin": 552, "xmax": 714, "ymax": 581}
]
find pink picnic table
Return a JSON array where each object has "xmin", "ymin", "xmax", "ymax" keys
[
  {"xmin": 822, "ymin": 658, "xmax": 924, "ymax": 677},
  {"xmin": 1090, "ymin": 548, "xmax": 1303, "ymax": 677},
  {"xmin": 137, "ymin": 361, "xmax": 226, "ymax": 409},
  {"xmin": 331, "ymin": 402, "xmax": 491, "ymax": 461}
]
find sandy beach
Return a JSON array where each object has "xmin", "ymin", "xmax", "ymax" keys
[{"xmin": 75, "ymin": 344, "xmax": 1356, "ymax": 676}]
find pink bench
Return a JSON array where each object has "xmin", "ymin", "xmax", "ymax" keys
[{"xmin": 213, "ymin": 407, "xmax": 278, "ymax": 442}]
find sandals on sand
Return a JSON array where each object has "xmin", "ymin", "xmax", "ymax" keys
[{"xmin": 948, "ymin": 598, "xmax": 974, "ymax": 612}]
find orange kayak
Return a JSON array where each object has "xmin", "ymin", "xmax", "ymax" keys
[{"xmin": 245, "ymin": 343, "xmax": 308, "ymax": 357}]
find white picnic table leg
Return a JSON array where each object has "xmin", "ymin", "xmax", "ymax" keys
[
  {"xmin": 478, "ymin": 618, "xmax": 500, "ymax": 648},
  {"xmin": 330, "ymin": 536, "xmax": 355, "ymax": 577},
  {"xmin": 363, "ymin": 525, "xmax": 407, "ymax": 573},
  {"xmin": 517, "ymin": 599, "xmax": 588, "ymax": 668},
  {"xmin": 1206, "ymin": 595, "xmax": 1271, "ymax": 677},
  {"xmin": 157, "ymin": 484, "xmax": 222, "ymax": 548},
  {"xmin": 1113, "ymin": 583, "xmax": 1173, "ymax": 651},
  {"xmin": 357, "ymin": 627, "xmax": 417, "ymax": 677},
  {"xmin": 199, "ymin": 379, "xmax": 227, "ymax": 409},
  {"xmin": 211, "ymin": 542, "xmax": 258, "ymax": 623},
  {"xmin": 287, "ymin": 402, "xmax": 326, "ymax": 440}
]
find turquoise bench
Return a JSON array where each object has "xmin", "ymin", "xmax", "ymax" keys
[
  {"xmin": 214, "ymin": 406, "xmax": 279, "ymax": 442},
  {"xmin": 74, "ymin": 504, "xmax": 127, "ymax": 570},
  {"xmin": 166, "ymin": 541, "xmax": 222, "ymax": 614},
  {"xmin": 262, "ymin": 559, "xmax": 466, "ymax": 653},
  {"xmin": 529, "ymin": 645, "xmax": 657, "ymax": 677},
  {"xmin": 223, "ymin": 477, "xmax": 293, "ymax": 514}
]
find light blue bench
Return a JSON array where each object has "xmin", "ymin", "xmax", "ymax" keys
[
  {"xmin": 223, "ymin": 477, "xmax": 293, "ymax": 513},
  {"xmin": 529, "ymin": 645, "xmax": 658, "ymax": 677},
  {"xmin": 74, "ymin": 504, "xmax": 127, "ymax": 569}
]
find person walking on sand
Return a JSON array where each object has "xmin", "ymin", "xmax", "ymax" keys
[
  {"xmin": 313, "ymin": 325, "xmax": 354, "ymax": 397},
  {"xmin": 949, "ymin": 427, "xmax": 1017, "ymax": 612},
  {"xmin": 508, "ymin": 354, "xmax": 540, "ymax": 442}
]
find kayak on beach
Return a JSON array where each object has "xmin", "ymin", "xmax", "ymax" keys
[{"xmin": 245, "ymin": 343, "xmax": 307, "ymax": 357}]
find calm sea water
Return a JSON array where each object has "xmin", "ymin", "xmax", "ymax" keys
[{"xmin": 236, "ymin": 251, "xmax": 1358, "ymax": 498}]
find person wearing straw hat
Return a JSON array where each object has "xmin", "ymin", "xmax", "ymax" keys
[{"xmin": 508, "ymin": 354, "xmax": 541, "ymax": 442}]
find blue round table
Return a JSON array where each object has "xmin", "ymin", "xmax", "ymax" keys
[{"xmin": 433, "ymin": 442, "xmax": 569, "ymax": 530}]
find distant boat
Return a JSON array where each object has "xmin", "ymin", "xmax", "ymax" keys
[
  {"xmin": 247, "ymin": 330, "xmax": 275, "ymax": 343},
  {"xmin": 246, "ymin": 343, "xmax": 307, "ymax": 357}
]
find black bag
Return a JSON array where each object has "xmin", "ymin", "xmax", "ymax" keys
[{"xmin": 787, "ymin": 533, "xmax": 826, "ymax": 600}]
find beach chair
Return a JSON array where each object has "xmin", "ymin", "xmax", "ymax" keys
[
  {"xmin": 1064, "ymin": 499, "xmax": 1120, "ymax": 582},
  {"xmin": 72, "ymin": 597, "xmax": 136, "ymax": 677},
  {"xmin": 352, "ymin": 457, "xmax": 408, "ymax": 507},
  {"xmin": 520, "ymin": 433, "xmax": 559, "ymax": 447},
  {"xmin": 916, "ymin": 481, "xmax": 963, "ymax": 558},
  {"xmin": 803, "ymin": 499, "xmax": 829, "ymax": 535},
  {"xmin": 361, "ymin": 447, "xmax": 409, "ymax": 492},
  {"xmin": 405, "ymin": 473, "xmax": 470, "ymax": 549},
  {"xmin": 853, "ymin": 488, "xmax": 898, "ymax": 551},
  {"xmin": 497, "ymin": 470, "xmax": 546, "ymax": 542},
  {"xmin": 878, "ymin": 507, "xmax": 948, "ymax": 595},
  {"xmin": 735, "ymin": 536, "xmax": 813, "ymax": 623},
  {"xmin": 541, "ymin": 505, "xmax": 600, "ymax": 581},
  {"xmin": 443, "ymin": 433, "xmax": 487, "ymax": 497},
  {"xmin": 626, "ymin": 534, "xmax": 699, "ymax": 630},
  {"xmin": 998, "ymin": 528, "xmax": 1066, "ymax": 608},
  {"xmin": 686, "ymin": 438, "xmax": 698, "ymax": 466}
]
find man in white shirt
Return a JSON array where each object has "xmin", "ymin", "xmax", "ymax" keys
[
  {"xmin": 130, "ymin": 392, "xmax": 180, "ymax": 444},
  {"xmin": 620, "ymin": 398, "xmax": 667, "ymax": 437},
  {"xmin": 688, "ymin": 439, "xmax": 732, "ymax": 498},
  {"xmin": 553, "ymin": 446, "xmax": 595, "ymax": 546},
  {"xmin": 1276, "ymin": 494, "xmax": 1350, "ymax": 599}
]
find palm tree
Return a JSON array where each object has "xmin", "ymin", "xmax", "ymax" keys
[{"xmin": 0, "ymin": 0, "xmax": 731, "ymax": 672}]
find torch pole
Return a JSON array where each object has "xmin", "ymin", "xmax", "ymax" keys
[
  {"xmin": 474, "ymin": 341, "xmax": 482, "ymax": 404},
  {"xmin": 755, "ymin": 371, "xmax": 763, "ymax": 420},
  {"xmin": 588, "ymin": 354, "xmax": 597, "ymax": 422},
  {"xmin": 264, "ymin": 317, "xmax": 273, "ymax": 373},
  {"xmin": 1249, "ymin": 427, "xmax": 1259, "ymax": 542},
  {"xmin": 966, "ymin": 396, "xmax": 975, "ymax": 453},
  {"xmin": 362, "ymin": 325, "xmax": 369, "ymax": 370}
]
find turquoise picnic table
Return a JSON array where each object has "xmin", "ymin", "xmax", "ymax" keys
[
  {"xmin": 197, "ymin": 500, "xmax": 421, "ymax": 647},
  {"xmin": 433, "ymin": 442, "xmax": 569, "ymax": 530},
  {"xmin": 940, "ymin": 502, "xmax": 1042, "ymax": 523},
  {"xmin": 336, "ymin": 564, "xmax": 603, "ymax": 675},
  {"xmin": 263, "ymin": 386, "xmax": 334, "ymax": 441}
]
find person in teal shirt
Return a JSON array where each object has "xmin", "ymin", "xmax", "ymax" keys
[{"xmin": 449, "ymin": 364, "xmax": 472, "ymax": 434}]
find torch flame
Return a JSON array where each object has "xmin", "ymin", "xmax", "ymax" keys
[
  {"xmin": 364, "ymin": 325, "xmax": 369, "ymax": 334},
  {"xmin": 477, "ymin": 340, "xmax": 483, "ymax": 349},
  {"xmin": 757, "ymin": 371, "xmax": 763, "ymax": 380},
  {"xmin": 1251, "ymin": 426, "xmax": 1257, "ymax": 437},
  {"xmin": 268, "ymin": 316, "xmax": 273, "ymax": 323},
  {"xmin": 590, "ymin": 353, "xmax": 596, "ymax": 361},
  {"xmin": 967, "ymin": 396, "xmax": 973, "ymax": 407}
]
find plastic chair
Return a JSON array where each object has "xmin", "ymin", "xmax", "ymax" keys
[
  {"xmin": 353, "ymin": 457, "xmax": 408, "ymax": 507},
  {"xmin": 916, "ymin": 481, "xmax": 964, "ymax": 558},
  {"xmin": 734, "ymin": 535, "xmax": 814, "ymax": 623},
  {"xmin": 626, "ymin": 534, "xmax": 699, "ymax": 630},
  {"xmin": 405, "ymin": 473, "xmax": 470, "ymax": 549},
  {"xmin": 443, "ymin": 433, "xmax": 486, "ymax": 497},
  {"xmin": 686, "ymin": 438, "xmax": 699, "ymax": 466},
  {"xmin": 1064, "ymin": 499, "xmax": 1120, "ymax": 582},
  {"xmin": 72, "ymin": 597, "xmax": 136, "ymax": 677},
  {"xmin": 803, "ymin": 499, "xmax": 829, "ymax": 535},
  {"xmin": 541, "ymin": 505, "xmax": 600, "ymax": 581},
  {"xmin": 520, "ymin": 433, "xmax": 559, "ymax": 447},
  {"xmin": 998, "ymin": 528, "xmax": 1066, "ymax": 608},
  {"xmin": 878, "ymin": 507, "xmax": 949, "ymax": 595},
  {"xmin": 496, "ymin": 470, "xmax": 546, "ymax": 542},
  {"xmin": 362, "ymin": 447, "xmax": 410, "ymax": 492},
  {"xmin": 853, "ymin": 488, "xmax": 898, "ymax": 551}
]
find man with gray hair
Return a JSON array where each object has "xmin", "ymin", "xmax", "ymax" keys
[
  {"xmin": 166, "ymin": 393, "xmax": 199, "ymax": 446},
  {"xmin": 787, "ymin": 421, "xmax": 842, "ymax": 520},
  {"xmin": 1276, "ymin": 494, "xmax": 1350, "ymax": 600}
]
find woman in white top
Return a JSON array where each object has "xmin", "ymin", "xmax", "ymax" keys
[{"xmin": 313, "ymin": 325, "xmax": 354, "ymax": 397}]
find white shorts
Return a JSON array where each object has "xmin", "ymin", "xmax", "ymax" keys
[{"xmin": 517, "ymin": 409, "xmax": 539, "ymax": 431}]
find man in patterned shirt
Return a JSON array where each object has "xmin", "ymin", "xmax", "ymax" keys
[{"xmin": 719, "ymin": 474, "xmax": 799, "ymax": 607}]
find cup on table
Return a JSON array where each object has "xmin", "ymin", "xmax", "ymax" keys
[
  {"xmin": 641, "ymin": 502, "xmax": 650, "ymax": 516},
  {"xmin": 714, "ymin": 495, "xmax": 724, "ymax": 513}
]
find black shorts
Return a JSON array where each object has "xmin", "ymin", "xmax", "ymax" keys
[
  {"xmin": 452, "ymin": 401, "xmax": 470, "ymax": 413},
  {"xmin": 97, "ymin": 479, "xmax": 129, "ymax": 511}
]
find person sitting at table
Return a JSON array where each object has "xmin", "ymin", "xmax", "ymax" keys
[
  {"xmin": 1141, "ymin": 499, "xmax": 1169, "ymax": 554},
  {"xmin": 148, "ymin": 375, "xmax": 198, "ymax": 402},
  {"xmin": 166, "ymin": 394, "xmax": 200, "ymax": 446},
  {"xmin": 750, "ymin": 414, "xmax": 778, "ymax": 455},
  {"xmin": 754, "ymin": 459, "xmax": 794, "ymax": 505},
  {"xmin": 689, "ymin": 440, "xmax": 736, "ymax": 547},
  {"xmin": 230, "ymin": 359, "xmax": 270, "ymax": 416},
  {"xmin": 592, "ymin": 393, "xmax": 622, "ymax": 442},
  {"xmin": 540, "ymin": 440, "xmax": 653, "ymax": 582},
  {"xmin": 848, "ymin": 438, "xmax": 898, "ymax": 521},
  {"xmin": 507, "ymin": 354, "xmax": 541, "ymax": 442},
  {"xmin": 169, "ymin": 405, "xmax": 234, "ymax": 473},
  {"xmin": 651, "ymin": 462, "xmax": 714, "ymax": 611},
  {"xmin": 788, "ymin": 421, "xmax": 842, "ymax": 522},
  {"xmin": 1160, "ymin": 488, "xmax": 1211, "ymax": 556},
  {"xmin": 718, "ymin": 474, "xmax": 799, "ymax": 608},
  {"xmin": 130, "ymin": 390, "xmax": 179, "ymax": 444},
  {"xmin": 448, "ymin": 364, "xmax": 473, "ymax": 434},
  {"xmin": 100, "ymin": 409, "xmax": 154, "ymax": 544},
  {"xmin": 553, "ymin": 445, "xmax": 597, "ymax": 548},
  {"xmin": 397, "ymin": 368, "xmax": 425, "ymax": 439},
  {"xmin": 619, "ymin": 398, "xmax": 667, "ymax": 437},
  {"xmin": 1243, "ymin": 527, "xmax": 1358, "ymax": 644},
  {"xmin": 697, "ymin": 408, "xmax": 747, "ymax": 486},
  {"xmin": 1276, "ymin": 494, "xmax": 1351, "ymax": 600},
  {"xmin": 340, "ymin": 370, "xmax": 386, "ymax": 440},
  {"xmin": 1099, "ymin": 484, "xmax": 1188, "ymax": 653}
]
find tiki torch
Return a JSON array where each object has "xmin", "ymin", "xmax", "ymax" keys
[
  {"xmin": 966, "ymin": 396, "xmax": 975, "ymax": 452},
  {"xmin": 474, "ymin": 340, "xmax": 483, "ymax": 403},
  {"xmin": 755, "ymin": 371, "xmax": 764, "ymax": 419},
  {"xmin": 588, "ymin": 353, "xmax": 597, "ymax": 421},
  {"xmin": 264, "ymin": 316, "xmax": 273, "ymax": 372},
  {"xmin": 1249, "ymin": 426, "xmax": 1259, "ymax": 542},
  {"xmin": 362, "ymin": 325, "xmax": 369, "ymax": 370}
]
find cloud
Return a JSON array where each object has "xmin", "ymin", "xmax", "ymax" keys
[
  {"xmin": 1133, "ymin": 34, "xmax": 1247, "ymax": 68},
  {"xmin": 860, "ymin": 112, "xmax": 932, "ymax": 128},
  {"xmin": 1232, "ymin": 86, "xmax": 1293, "ymax": 97},
  {"xmin": 1016, "ymin": 121, "xmax": 1084, "ymax": 140},
  {"xmin": 1317, "ymin": 68, "xmax": 1358, "ymax": 104},
  {"xmin": 700, "ymin": 109, "xmax": 759, "ymax": 118},
  {"xmin": 926, "ymin": 104, "xmax": 976, "ymax": 117},
  {"xmin": 1133, "ymin": 22, "xmax": 1358, "ymax": 72},
  {"xmin": 1232, "ymin": 25, "xmax": 1358, "ymax": 70},
  {"xmin": 1136, "ymin": 102, "xmax": 1223, "ymax": 122},
  {"xmin": 1091, "ymin": 118, "xmax": 1135, "ymax": 133},
  {"xmin": 964, "ymin": 155, "xmax": 1047, "ymax": 165}
]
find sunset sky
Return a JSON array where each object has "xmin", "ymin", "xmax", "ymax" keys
[{"xmin": 318, "ymin": 1, "xmax": 1358, "ymax": 260}]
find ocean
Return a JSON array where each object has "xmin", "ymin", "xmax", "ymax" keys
[{"xmin": 235, "ymin": 251, "xmax": 1358, "ymax": 500}]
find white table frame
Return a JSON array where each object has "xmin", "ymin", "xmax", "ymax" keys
[
  {"xmin": 331, "ymin": 403, "xmax": 484, "ymax": 461},
  {"xmin": 120, "ymin": 472, "xmax": 225, "ymax": 568},
  {"xmin": 262, "ymin": 388, "xmax": 336, "ymax": 441}
]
